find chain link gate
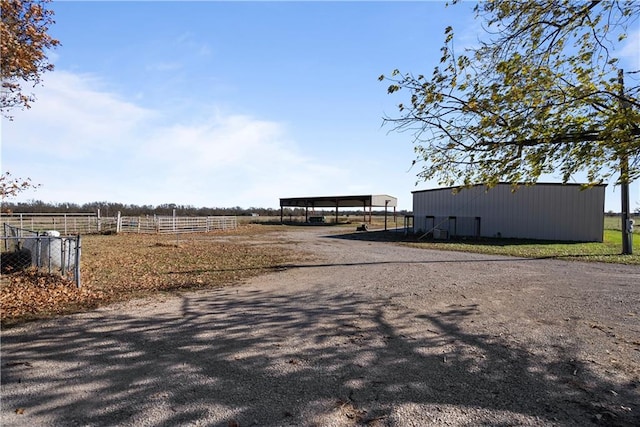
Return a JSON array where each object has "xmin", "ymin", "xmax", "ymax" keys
[{"xmin": 1, "ymin": 224, "xmax": 81, "ymax": 288}]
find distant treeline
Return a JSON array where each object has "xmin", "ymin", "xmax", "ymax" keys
[{"xmin": 1, "ymin": 200, "xmax": 410, "ymax": 217}]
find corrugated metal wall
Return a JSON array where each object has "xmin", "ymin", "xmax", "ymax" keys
[
  {"xmin": 412, "ymin": 184, "xmax": 605, "ymax": 242},
  {"xmin": 371, "ymin": 195, "xmax": 398, "ymax": 207}
]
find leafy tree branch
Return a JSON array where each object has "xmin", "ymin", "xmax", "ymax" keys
[
  {"xmin": 380, "ymin": 0, "xmax": 640, "ymax": 189},
  {"xmin": 1, "ymin": 0, "xmax": 60, "ymax": 118}
]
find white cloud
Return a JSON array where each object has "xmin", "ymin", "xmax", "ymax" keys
[
  {"xmin": 173, "ymin": 31, "xmax": 212, "ymax": 58},
  {"xmin": 5, "ymin": 71, "xmax": 156, "ymax": 159},
  {"xmin": 619, "ymin": 28, "xmax": 640, "ymax": 70},
  {"xmin": 1, "ymin": 70, "xmax": 354, "ymax": 208}
]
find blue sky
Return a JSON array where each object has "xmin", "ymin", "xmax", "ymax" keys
[{"xmin": 2, "ymin": 1, "xmax": 639, "ymax": 212}]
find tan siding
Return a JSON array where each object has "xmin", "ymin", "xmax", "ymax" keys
[{"xmin": 413, "ymin": 184, "xmax": 605, "ymax": 242}]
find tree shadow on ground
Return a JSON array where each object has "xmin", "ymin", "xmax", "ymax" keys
[
  {"xmin": 327, "ymin": 230, "xmax": 417, "ymax": 243},
  {"xmin": 328, "ymin": 230, "xmax": 590, "ymax": 246},
  {"xmin": 2, "ymin": 286, "xmax": 638, "ymax": 426}
]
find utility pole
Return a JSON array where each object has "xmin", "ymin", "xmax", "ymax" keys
[{"xmin": 619, "ymin": 69, "xmax": 633, "ymax": 255}]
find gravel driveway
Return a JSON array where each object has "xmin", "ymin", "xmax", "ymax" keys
[{"xmin": 2, "ymin": 227, "xmax": 639, "ymax": 426}]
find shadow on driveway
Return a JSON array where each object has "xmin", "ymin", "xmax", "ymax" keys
[{"xmin": 2, "ymin": 286, "xmax": 638, "ymax": 426}]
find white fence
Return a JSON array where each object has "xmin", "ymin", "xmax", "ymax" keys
[
  {"xmin": 1, "ymin": 213, "xmax": 237, "ymax": 235},
  {"xmin": 1, "ymin": 213, "xmax": 100, "ymax": 235},
  {"xmin": 116, "ymin": 215, "xmax": 238, "ymax": 234}
]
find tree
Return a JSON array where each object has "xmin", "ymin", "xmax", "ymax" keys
[
  {"xmin": 0, "ymin": 171, "xmax": 39, "ymax": 199},
  {"xmin": 380, "ymin": 0, "xmax": 639, "ymax": 253},
  {"xmin": 1, "ymin": 0, "xmax": 60, "ymax": 117},
  {"xmin": 380, "ymin": 0, "xmax": 639, "ymax": 187},
  {"xmin": 1, "ymin": 0, "xmax": 59, "ymax": 199}
]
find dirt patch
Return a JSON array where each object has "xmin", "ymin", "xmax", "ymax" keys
[{"xmin": 1, "ymin": 227, "xmax": 639, "ymax": 426}]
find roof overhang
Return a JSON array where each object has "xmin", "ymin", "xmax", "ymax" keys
[{"xmin": 280, "ymin": 194, "xmax": 397, "ymax": 209}]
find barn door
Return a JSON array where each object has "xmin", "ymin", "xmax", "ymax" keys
[{"xmin": 448, "ymin": 216, "xmax": 457, "ymax": 237}]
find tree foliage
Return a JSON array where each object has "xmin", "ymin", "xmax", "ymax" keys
[
  {"xmin": 0, "ymin": 172, "xmax": 39, "ymax": 200},
  {"xmin": 1, "ymin": 0, "xmax": 60, "ymax": 117},
  {"xmin": 380, "ymin": 0, "xmax": 640, "ymax": 189},
  {"xmin": 1, "ymin": 0, "xmax": 58, "ymax": 199},
  {"xmin": 0, "ymin": 199, "xmax": 410, "ymax": 217}
]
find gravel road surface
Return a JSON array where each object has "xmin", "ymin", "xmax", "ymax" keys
[{"xmin": 2, "ymin": 227, "xmax": 639, "ymax": 426}]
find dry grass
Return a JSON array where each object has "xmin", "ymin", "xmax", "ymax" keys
[{"xmin": 1, "ymin": 225, "xmax": 310, "ymax": 326}]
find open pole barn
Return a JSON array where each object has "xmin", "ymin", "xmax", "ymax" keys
[
  {"xmin": 412, "ymin": 183, "xmax": 606, "ymax": 242},
  {"xmin": 279, "ymin": 195, "xmax": 397, "ymax": 229}
]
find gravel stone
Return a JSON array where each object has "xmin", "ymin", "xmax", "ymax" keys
[{"xmin": 1, "ymin": 227, "xmax": 639, "ymax": 426}]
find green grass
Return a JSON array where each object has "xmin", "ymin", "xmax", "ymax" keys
[
  {"xmin": 604, "ymin": 215, "xmax": 640, "ymax": 232},
  {"xmin": 402, "ymin": 227, "xmax": 640, "ymax": 265}
]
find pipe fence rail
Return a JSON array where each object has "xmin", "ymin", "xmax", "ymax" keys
[
  {"xmin": 1, "ymin": 213, "xmax": 238, "ymax": 236},
  {"xmin": 117, "ymin": 215, "xmax": 238, "ymax": 234},
  {"xmin": 2, "ymin": 224, "xmax": 81, "ymax": 288},
  {"xmin": 1, "ymin": 213, "xmax": 100, "ymax": 235}
]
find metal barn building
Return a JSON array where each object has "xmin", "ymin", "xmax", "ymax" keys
[{"xmin": 412, "ymin": 183, "xmax": 606, "ymax": 242}]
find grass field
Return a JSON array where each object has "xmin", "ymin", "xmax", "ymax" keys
[
  {"xmin": 297, "ymin": 213, "xmax": 640, "ymax": 264},
  {"xmin": 399, "ymin": 215, "xmax": 640, "ymax": 265},
  {"xmin": 403, "ymin": 230, "xmax": 640, "ymax": 265}
]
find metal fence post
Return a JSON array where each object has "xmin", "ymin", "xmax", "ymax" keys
[
  {"xmin": 60, "ymin": 237, "xmax": 65, "ymax": 275},
  {"xmin": 75, "ymin": 235, "xmax": 81, "ymax": 289},
  {"xmin": 35, "ymin": 236, "xmax": 41, "ymax": 269}
]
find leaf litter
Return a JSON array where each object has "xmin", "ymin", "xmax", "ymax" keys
[{"xmin": 1, "ymin": 226, "xmax": 310, "ymax": 325}]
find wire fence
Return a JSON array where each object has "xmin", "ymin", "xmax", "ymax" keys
[{"xmin": 2, "ymin": 224, "xmax": 81, "ymax": 288}]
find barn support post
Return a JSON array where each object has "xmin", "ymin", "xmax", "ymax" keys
[
  {"xmin": 394, "ymin": 206, "xmax": 397, "ymax": 230},
  {"xmin": 384, "ymin": 199, "xmax": 389, "ymax": 231},
  {"xmin": 335, "ymin": 199, "xmax": 339, "ymax": 224},
  {"xmin": 280, "ymin": 206, "xmax": 283, "ymax": 224}
]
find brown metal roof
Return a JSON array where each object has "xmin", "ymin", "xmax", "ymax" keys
[{"xmin": 279, "ymin": 194, "xmax": 397, "ymax": 208}]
